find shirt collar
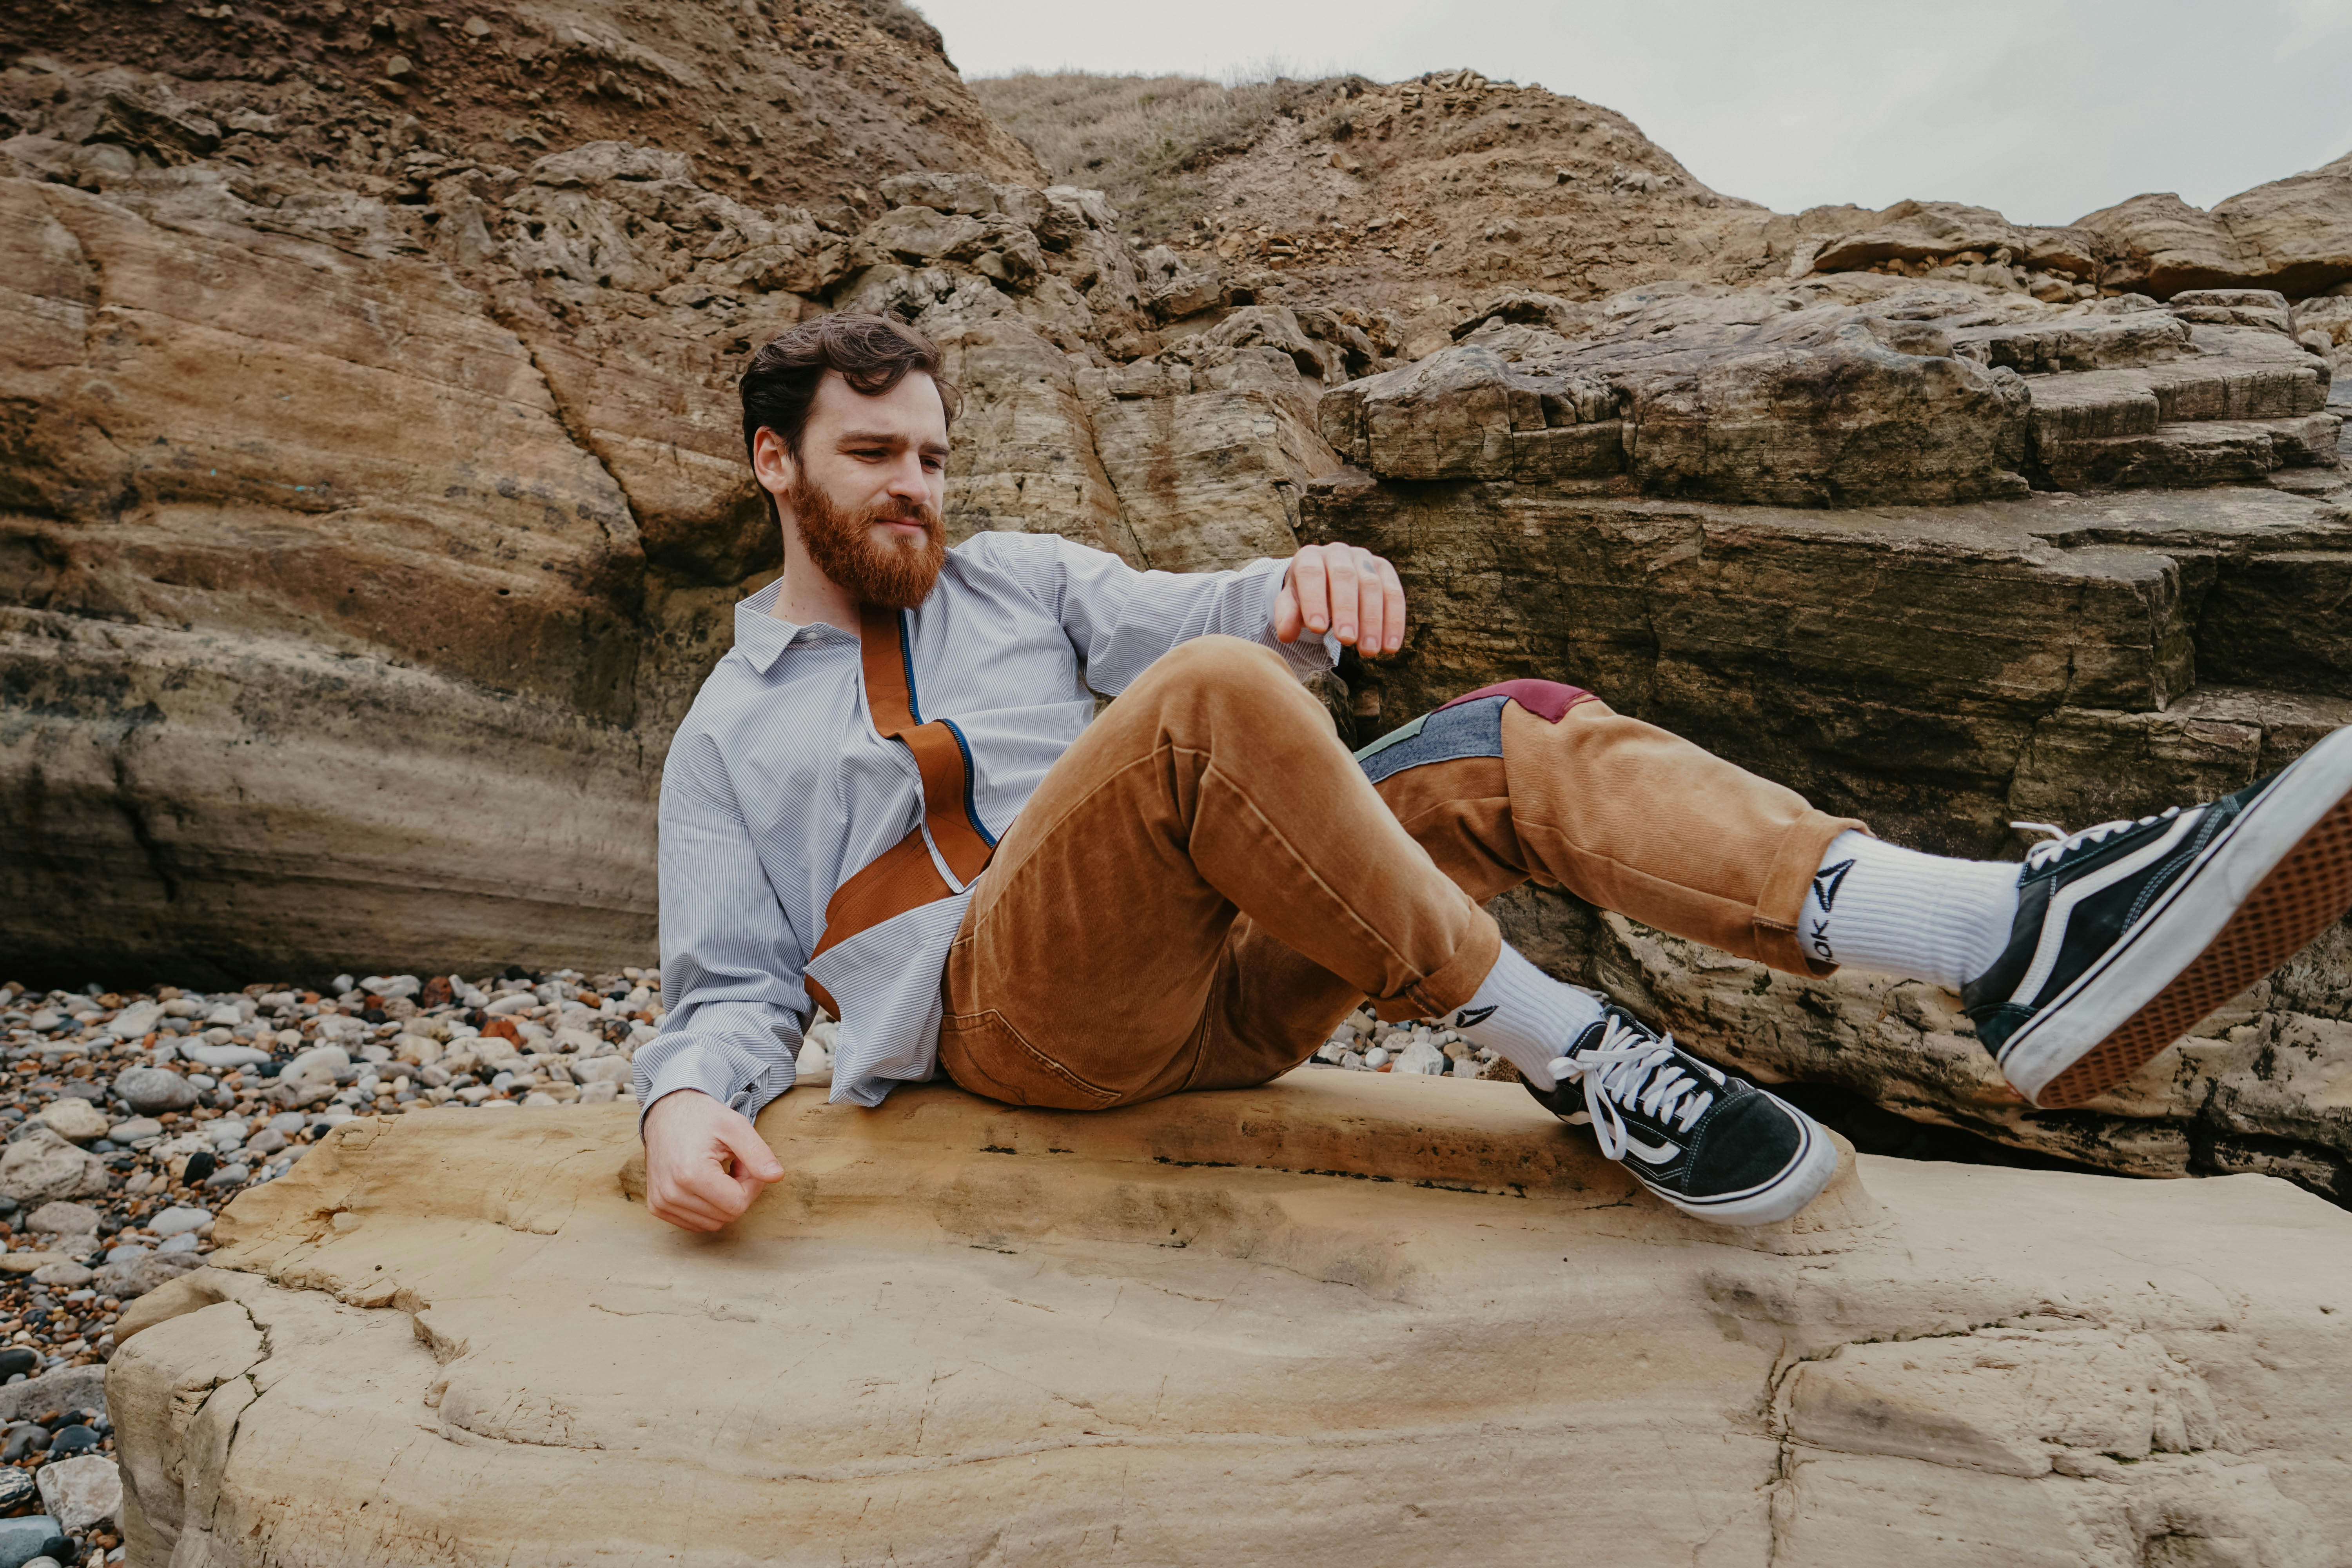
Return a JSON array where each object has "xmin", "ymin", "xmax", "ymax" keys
[{"xmin": 732, "ymin": 579, "xmax": 856, "ymax": 673}]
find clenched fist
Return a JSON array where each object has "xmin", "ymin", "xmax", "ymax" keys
[{"xmin": 641, "ymin": 1088, "xmax": 785, "ymax": 1232}]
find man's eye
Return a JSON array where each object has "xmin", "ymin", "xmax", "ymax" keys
[{"xmin": 922, "ymin": 456, "xmax": 944, "ymax": 472}]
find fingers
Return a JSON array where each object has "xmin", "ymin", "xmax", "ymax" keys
[
  {"xmin": 1377, "ymin": 555, "xmax": 1407, "ymax": 654},
  {"xmin": 648, "ymin": 1165, "xmax": 745, "ymax": 1232},
  {"xmin": 1283, "ymin": 545, "xmax": 1406, "ymax": 654},
  {"xmin": 1290, "ymin": 545, "xmax": 1331, "ymax": 636},
  {"xmin": 1323, "ymin": 546, "xmax": 1361, "ymax": 646},
  {"xmin": 1350, "ymin": 548, "xmax": 1385, "ymax": 653},
  {"xmin": 1272, "ymin": 575, "xmax": 1303, "ymax": 643},
  {"xmin": 716, "ymin": 1116, "xmax": 786, "ymax": 1202},
  {"xmin": 642, "ymin": 1091, "xmax": 781, "ymax": 1233}
]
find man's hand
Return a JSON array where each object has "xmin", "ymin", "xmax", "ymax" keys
[
  {"xmin": 1275, "ymin": 542, "xmax": 1406, "ymax": 655},
  {"xmin": 642, "ymin": 1088, "xmax": 786, "ymax": 1232}
]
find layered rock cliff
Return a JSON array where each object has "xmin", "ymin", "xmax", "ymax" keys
[
  {"xmin": 0, "ymin": 39, "xmax": 1338, "ymax": 986},
  {"xmin": 9, "ymin": 21, "xmax": 2352, "ymax": 1203}
]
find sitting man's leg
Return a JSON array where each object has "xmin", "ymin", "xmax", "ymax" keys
[
  {"xmin": 942, "ymin": 640, "xmax": 2352, "ymax": 1223},
  {"xmin": 942, "ymin": 637, "xmax": 1842, "ymax": 1225},
  {"xmin": 1349, "ymin": 679, "xmax": 2352, "ymax": 1111}
]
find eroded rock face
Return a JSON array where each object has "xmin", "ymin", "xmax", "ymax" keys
[
  {"xmin": 0, "ymin": 43, "xmax": 1342, "ymax": 985},
  {"xmin": 1317, "ymin": 283, "xmax": 2336, "ymax": 506},
  {"xmin": 1303, "ymin": 479, "xmax": 2349, "ymax": 848},
  {"xmin": 1809, "ymin": 200, "xmax": 2102, "ymax": 285},
  {"xmin": 0, "ymin": 0, "xmax": 1044, "ymax": 221},
  {"xmin": 106, "ymin": 1087, "xmax": 2352, "ymax": 1566}
]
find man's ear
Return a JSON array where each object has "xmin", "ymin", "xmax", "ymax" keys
[{"xmin": 751, "ymin": 426, "xmax": 797, "ymax": 499}]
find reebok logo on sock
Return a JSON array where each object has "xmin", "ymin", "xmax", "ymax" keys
[
  {"xmin": 1453, "ymin": 1004, "xmax": 1498, "ymax": 1029},
  {"xmin": 1809, "ymin": 859, "xmax": 1854, "ymax": 962}
]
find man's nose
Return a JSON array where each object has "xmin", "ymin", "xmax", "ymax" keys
[{"xmin": 884, "ymin": 451, "xmax": 930, "ymax": 499}]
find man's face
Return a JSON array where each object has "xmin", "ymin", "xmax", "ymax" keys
[{"xmin": 757, "ymin": 369, "xmax": 951, "ymax": 610}]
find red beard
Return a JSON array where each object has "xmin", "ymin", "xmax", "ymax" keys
[{"xmin": 789, "ymin": 471, "xmax": 946, "ymax": 610}]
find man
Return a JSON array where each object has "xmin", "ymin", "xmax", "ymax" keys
[{"xmin": 636, "ymin": 312, "xmax": 2352, "ymax": 1232}]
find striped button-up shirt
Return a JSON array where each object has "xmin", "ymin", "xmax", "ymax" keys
[{"xmin": 636, "ymin": 530, "xmax": 1333, "ymax": 1117}]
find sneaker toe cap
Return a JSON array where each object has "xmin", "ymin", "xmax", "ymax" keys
[{"xmin": 1689, "ymin": 1092, "xmax": 1806, "ymax": 1194}]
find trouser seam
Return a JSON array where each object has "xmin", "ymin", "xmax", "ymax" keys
[
  {"xmin": 967, "ymin": 736, "xmax": 1457, "ymax": 1009},
  {"xmin": 1515, "ymin": 811, "xmax": 1763, "ymax": 920},
  {"xmin": 944, "ymin": 1006, "xmax": 1122, "ymax": 1106},
  {"xmin": 1192, "ymin": 750, "xmax": 1452, "ymax": 1004}
]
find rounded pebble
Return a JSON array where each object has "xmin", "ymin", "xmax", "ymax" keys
[{"xmin": 112, "ymin": 1067, "xmax": 199, "ymax": 1117}]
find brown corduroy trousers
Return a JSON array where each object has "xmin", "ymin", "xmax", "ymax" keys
[{"xmin": 938, "ymin": 637, "xmax": 1864, "ymax": 1110}]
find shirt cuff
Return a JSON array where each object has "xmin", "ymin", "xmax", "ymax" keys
[
  {"xmin": 633, "ymin": 1029, "xmax": 799, "ymax": 1131},
  {"xmin": 1254, "ymin": 557, "xmax": 1339, "ymax": 677}
]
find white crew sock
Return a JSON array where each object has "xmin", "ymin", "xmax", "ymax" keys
[
  {"xmin": 1447, "ymin": 944, "xmax": 1606, "ymax": 1090},
  {"xmin": 1805, "ymin": 829, "xmax": 2019, "ymax": 991}
]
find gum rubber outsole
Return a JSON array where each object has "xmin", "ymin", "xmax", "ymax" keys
[{"xmin": 2036, "ymin": 793, "xmax": 2352, "ymax": 1108}]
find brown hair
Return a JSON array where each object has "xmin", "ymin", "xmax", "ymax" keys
[{"xmin": 739, "ymin": 313, "xmax": 961, "ymax": 468}]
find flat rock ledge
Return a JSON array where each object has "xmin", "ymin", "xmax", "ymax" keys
[{"xmin": 106, "ymin": 1073, "xmax": 2352, "ymax": 1566}]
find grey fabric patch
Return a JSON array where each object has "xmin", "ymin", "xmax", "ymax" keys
[{"xmin": 1354, "ymin": 695, "xmax": 1508, "ymax": 785}]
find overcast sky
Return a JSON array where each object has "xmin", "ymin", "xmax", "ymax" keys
[{"xmin": 921, "ymin": 0, "xmax": 2352, "ymax": 225}]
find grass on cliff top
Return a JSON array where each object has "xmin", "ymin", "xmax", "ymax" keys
[{"xmin": 971, "ymin": 69, "xmax": 1357, "ymax": 243}]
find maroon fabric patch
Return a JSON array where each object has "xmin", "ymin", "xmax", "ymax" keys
[{"xmin": 1435, "ymin": 679, "xmax": 1595, "ymax": 724}]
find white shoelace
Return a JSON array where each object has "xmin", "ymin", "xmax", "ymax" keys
[
  {"xmin": 2010, "ymin": 807, "xmax": 2185, "ymax": 871},
  {"xmin": 1547, "ymin": 1015, "xmax": 1719, "ymax": 1163}
]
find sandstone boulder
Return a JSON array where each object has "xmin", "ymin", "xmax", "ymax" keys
[
  {"xmin": 2077, "ymin": 151, "xmax": 2352, "ymax": 299},
  {"xmin": 33, "ymin": 1100, "xmax": 108, "ymax": 1146},
  {"xmin": 36, "ymin": 1455, "xmax": 121, "ymax": 1537},
  {"xmin": 1809, "ymin": 198, "xmax": 2100, "ymax": 281},
  {"xmin": 0, "ymin": 1129, "xmax": 110, "ymax": 1206},
  {"xmin": 107, "ymin": 1088, "xmax": 2352, "ymax": 1566}
]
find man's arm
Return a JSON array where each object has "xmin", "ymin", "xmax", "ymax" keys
[
  {"xmin": 969, "ymin": 534, "xmax": 1406, "ymax": 698},
  {"xmin": 633, "ymin": 727, "xmax": 797, "ymax": 1231}
]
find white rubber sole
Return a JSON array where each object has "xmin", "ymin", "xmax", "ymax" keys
[
  {"xmin": 1638, "ymin": 1094, "xmax": 1839, "ymax": 1227},
  {"xmin": 1999, "ymin": 725, "xmax": 2352, "ymax": 1106}
]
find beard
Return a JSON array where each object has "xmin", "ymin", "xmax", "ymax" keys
[{"xmin": 788, "ymin": 470, "xmax": 946, "ymax": 610}]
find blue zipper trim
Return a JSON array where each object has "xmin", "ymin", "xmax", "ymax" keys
[
  {"xmin": 940, "ymin": 719, "xmax": 997, "ymax": 848},
  {"xmin": 898, "ymin": 608, "xmax": 922, "ymax": 724}
]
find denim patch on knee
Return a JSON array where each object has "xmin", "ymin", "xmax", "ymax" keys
[
  {"xmin": 1436, "ymin": 679, "xmax": 1593, "ymax": 724},
  {"xmin": 1353, "ymin": 694, "xmax": 1509, "ymax": 785}
]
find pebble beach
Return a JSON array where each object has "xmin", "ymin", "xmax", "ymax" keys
[
  {"xmin": 0, "ymin": 964, "xmax": 670, "ymax": 1566},
  {"xmin": 0, "ymin": 966, "xmax": 1499, "ymax": 1567}
]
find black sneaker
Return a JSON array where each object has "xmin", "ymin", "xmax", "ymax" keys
[
  {"xmin": 1523, "ymin": 1007, "xmax": 1837, "ymax": 1226},
  {"xmin": 1964, "ymin": 726, "xmax": 2352, "ymax": 1108}
]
